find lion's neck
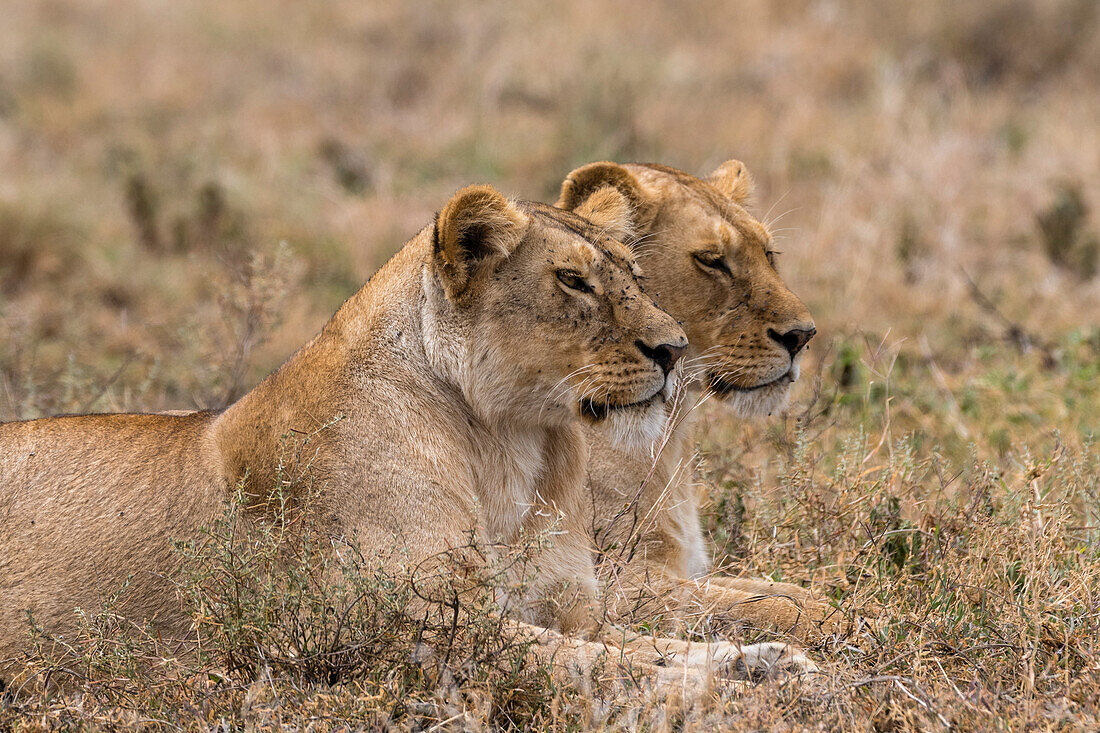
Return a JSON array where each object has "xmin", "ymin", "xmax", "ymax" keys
[
  {"xmin": 413, "ymin": 249, "xmax": 589, "ymax": 541},
  {"xmin": 214, "ymin": 232, "xmax": 585, "ymax": 547},
  {"xmin": 655, "ymin": 385, "xmax": 711, "ymax": 577},
  {"xmin": 211, "ymin": 238, "xmax": 424, "ymax": 500},
  {"xmin": 586, "ymin": 387, "xmax": 711, "ymax": 578}
]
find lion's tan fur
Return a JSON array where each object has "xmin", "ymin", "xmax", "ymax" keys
[
  {"xmin": 560, "ymin": 161, "xmax": 849, "ymax": 643},
  {"xmin": 0, "ymin": 185, "xmax": 685, "ymax": 657},
  {"xmin": 1, "ymin": 184, "xmax": 816, "ymax": 688}
]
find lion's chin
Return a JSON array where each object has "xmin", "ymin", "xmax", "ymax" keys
[
  {"xmin": 603, "ymin": 399, "xmax": 670, "ymax": 451},
  {"xmin": 707, "ymin": 370, "xmax": 795, "ymax": 419},
  {"xmin": 579, "ymin": 390, "xmax": 670, "ymax": 451}
]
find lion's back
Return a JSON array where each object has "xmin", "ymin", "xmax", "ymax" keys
[{"xmin": 0, "ymin": 411, "xmax": 226, "ymax": 663}]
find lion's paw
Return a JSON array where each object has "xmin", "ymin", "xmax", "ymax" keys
[{"xmin": 713, "ymin": 641, "xmax": 818, "ymax": 682}]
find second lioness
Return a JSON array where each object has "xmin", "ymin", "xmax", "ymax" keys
[{"xmin": 559, "ymin": 160, "xmax": 847, "ymax": 643}]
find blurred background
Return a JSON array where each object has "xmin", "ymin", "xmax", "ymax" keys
[{"xmin": 1, "ymin": 0, "xmax": 1098, "ymax": 445}]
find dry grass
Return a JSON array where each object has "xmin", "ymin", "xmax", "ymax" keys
[
  {"xmin": 4, "ymin": 486, "xmax": 560, "ymax": 730},
  {"xmin": 2, "ymin": 0, "xmax": 1099, "ymax": 729}
]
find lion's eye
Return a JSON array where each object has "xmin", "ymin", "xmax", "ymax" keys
[
  {"xmin": 692, "ymin": 252, "xmax": 730, "ymax": 275},
  {"xmin": 556, "ymin": 270, "xmax": 593, "ymax": 294}
]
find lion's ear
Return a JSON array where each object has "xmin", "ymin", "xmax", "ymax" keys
[
  {"xmin": 573, "ymin": 186, "xmax": 635, "ymax": 243},
  {"xmin": 557, "ymin": 162, "xmax": 656, "ymax": 231},
  {"xmin": 433, "ymin": 185, "xmax": 529, "ymax": 299},
  {"xmin": 707, "ymin": 159, "xmax": 755, "ymax": 204}
]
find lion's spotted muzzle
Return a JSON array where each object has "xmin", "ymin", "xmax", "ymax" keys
[
  {"xmin": 705, "ymin": 325, "xmax": 812, "ymax": 399},
  {"xmin": 576, "ymin": 334, "xmax": 686, "ymax": 423},
  {"xmin": 703, "ymin": 355, "xmax": 802, "ymax": 419},
  {"xmin": 577, "ymin": 361, "xmax": 682, "ymax": 423}
]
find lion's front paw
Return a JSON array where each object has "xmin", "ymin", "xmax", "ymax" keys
[{"xmin": 717, "ymin": 641, "xmax": 818, "ymax": 682}]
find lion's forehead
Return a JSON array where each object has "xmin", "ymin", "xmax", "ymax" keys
[
  {"xmin": 731, "ymin": 216, "xmax": 771, "ymax": 250},
  {"xmin": 523, "ymin": 206, "xmax": 640, "ymax": 280},
  {"xmin": 712, "ymin": 218, "xmax": 770, "ymax": 254},
  {"xmin": 595, "ymin": 239, "xmax": 638, "ymax": 273},
  {"xmin": 633, "ymin": 163, "xmax": 772, "ymax": 251}
]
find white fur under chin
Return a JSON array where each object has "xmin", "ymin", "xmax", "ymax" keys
[
  {"xmin": 602, "ymin": 372, "xmax": 679, "ymax": 452},
  {"xmin": 603, "ymin": 401, "xmax": 669, "ymax": 452},
  {"xmin": 720, "ymin": 356, "xmax": 801, "ymax": 419},
  {"xmin": 725, "ymin": 381, "xmax": 792, "ymax": 419}
]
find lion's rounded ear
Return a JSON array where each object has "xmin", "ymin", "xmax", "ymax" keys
[
  {"xmin": 557, "ymin": 162, "xmax": 656, "ymax": 231},
  {"xmin": 433, "ymin": 185, "xmax": 529, "ymax": 299},
  {"xmin": 707, "ymin": 159, "xmax": 755, "ymax": 204},
  {"xmin": 574, "ymin": 186, "xmax": 635, "ymax": 243}
]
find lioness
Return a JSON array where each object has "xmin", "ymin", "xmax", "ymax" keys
[
  {"xmin": 0, "ymin": 184, "xmax": 811, "ymax": 686},
  {"xmin": 559, "ymin": 160, "xmax": 848, "ymax": 643}
]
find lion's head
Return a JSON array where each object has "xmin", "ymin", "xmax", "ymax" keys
[
  {"xmin": 425, "ymin": 184, "xmax": 688, "ymax": 445},
  {"xmin": 558, "ymin": 160, "xmax": 815, "ymax": 418}
]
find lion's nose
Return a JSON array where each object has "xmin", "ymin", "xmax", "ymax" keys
[
  {"xmin": 636, "ymin": 339, "xmax": 687, "ymax": 376},
  {"xmin": 768, "ymin": 326, "xmax": 816, "ymax": 358}
]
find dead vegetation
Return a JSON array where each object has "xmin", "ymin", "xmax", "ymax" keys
[{"xmin": 3, "ymin": 492, "xmax": 559, "ymax": 730}]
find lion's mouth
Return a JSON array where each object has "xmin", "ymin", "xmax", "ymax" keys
[
  {"xmin": 579, "ymin": 391, "xmax": 664, "ymax": 421},
  {"xmin": 708, "ymin": 370, "xmax": 793, "ymax": 396}
]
